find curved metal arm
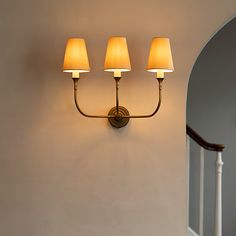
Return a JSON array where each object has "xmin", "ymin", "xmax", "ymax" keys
[
  {"xmin": 121, "ymin": 78, "xmax": 163, "ymax": 118},
  {"xmin": 73, "ymin": 77, "xmax": 163, "ymax": 119},
  {"xmin": 73, "ymin": 78, "xmax": 116, "ymax": 118}
]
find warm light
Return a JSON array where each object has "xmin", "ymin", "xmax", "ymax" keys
[
  {"xmin": 147, "ymin": 37, "xmax": 174, "ymax": 78},
  {"xmin": 104, "ymin": 37, "xmax": 131, "ymax": 77},
  {"xmin": 62, "ymin": 36, "xmax": 175, "ymax": 128},
  {"xmin": 63, "ymin": 38, "xmax": 90, "ymax": 77}
]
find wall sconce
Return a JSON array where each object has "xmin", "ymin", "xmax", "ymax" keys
[{"xmin": 63, "ymin": 36, "xmax": 174, "ymax": 128}]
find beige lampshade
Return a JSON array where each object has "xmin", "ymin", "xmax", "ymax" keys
[
  {"xmin": 104, "ymin": 37, "xmax": 131, "ymax": 73},
  {"xmin": 63, "ymin": 38, "xmax": 90, "ymax": 73},
  {"xmin": 147, "ymin": 37, "xmax": 174, "ymax": 73}
]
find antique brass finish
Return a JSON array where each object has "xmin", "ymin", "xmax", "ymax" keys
[
  {"xmin": 108, "ymin": 106, "xmax": 130, "ymax": 128},
  {"xmin": 64, "ymin": 36, "xmax": 174, "ymax": 128},
  {"xmin": 72, "ymin": 77, "xmax": 163, "ymax": 128}
]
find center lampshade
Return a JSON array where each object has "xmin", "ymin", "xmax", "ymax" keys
[
  {"xmin": 147, "ymin": 37, "xmax": 174, "ymax": 73},
  {"xmin": 63, "ymin": 38, "xmax": 90, "ymax": 73},
  {"xmin": 104, "ymin": 37, "xmax": 131, "ymax": 72}
]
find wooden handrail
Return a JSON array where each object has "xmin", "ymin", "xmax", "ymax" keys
[{"xmin": 186, "ymin": 125, "xmax": 225, "ymax": 152}]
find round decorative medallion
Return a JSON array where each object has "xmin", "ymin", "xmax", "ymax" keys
[{"xmin": 108, "ymin": 106, "xmax": 130, "ymax": 128}]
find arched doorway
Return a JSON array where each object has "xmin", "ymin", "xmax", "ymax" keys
[{"xmin": 187, "ymin": 17, "xmax": 236, "ymax": 236}]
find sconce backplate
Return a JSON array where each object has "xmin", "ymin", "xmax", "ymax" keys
[{"xmin": 108, "ymin": 106, "xmax": 130, "ymax": 128}]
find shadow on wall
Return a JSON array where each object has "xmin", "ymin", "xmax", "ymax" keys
[{"xmin": 187, "ymin": 17, "xmax": 236, "ymax": 236}]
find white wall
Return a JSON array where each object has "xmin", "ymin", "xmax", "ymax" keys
[{"xmin": 0, "ymin": 0, "xmax": 235, "ymax": 235}]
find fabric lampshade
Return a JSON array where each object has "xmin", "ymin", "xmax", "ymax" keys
[
  {"xmin": 147, "ymin": 37, "xmax": 174, "ymax": 73},
  {"xmin": 104, "ymin": 37, "xmax": 131, "ymax": 73},
  {"xmin": 63, "ymin": 38, "xmax": 90, "ymax": 73}
]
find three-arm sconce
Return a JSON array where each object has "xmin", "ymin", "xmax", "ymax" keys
[{"xmin": 63, "ymin": 36, "xmax": 174, "ymax": 128}]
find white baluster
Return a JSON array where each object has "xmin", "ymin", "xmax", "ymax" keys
[
  {"xmin": 199, "ymin": 147, "xmax": 204, "ymax": 236},
  {"xmin": 215, "ymin": 152, "xmax": 223, "ymax": 236}
]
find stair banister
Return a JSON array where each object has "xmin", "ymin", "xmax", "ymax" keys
[{"xmin": 186, "ymin": 125, "xmax": 225, "ymax": 236}]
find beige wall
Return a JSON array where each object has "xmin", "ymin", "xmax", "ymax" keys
[{"xmin": 0, "ymin": 0, "xmax": 236, "ymax": 235}]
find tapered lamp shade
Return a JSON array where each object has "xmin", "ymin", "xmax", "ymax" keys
[
  {"xmin": 104, "ymin": 37, "xmax": 131, "ymax": 75},
  {"xmin": 147, "ymin": 37, "xmax": 174, "ymax": 76},
  {"xmin": 63, "ymin": 38, "xmax": 90, "ymax": 76}
]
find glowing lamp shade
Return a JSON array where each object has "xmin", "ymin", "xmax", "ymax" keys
[
  {"xmin": 104, "ymin": 37, "xmax": 131, "ymax": 74},
  {"xmin": 147, "ymin": 37, "xmax": 174, "ymax": 76},
  {"xmin": 63, "ymin": 38, "xmax": 90, "ymax": 76}
]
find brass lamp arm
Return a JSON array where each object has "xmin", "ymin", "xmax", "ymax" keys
[
  {"xmin": 120, "ymin": 78, "xmax": 163, "ymax": 118},
  {"xmin": 72, "ymin": 77, "xmax": 163, "ymax": 128},
  {"xmin": 73, "ymin": 78, "xmax": 116, "ymax": 118}
]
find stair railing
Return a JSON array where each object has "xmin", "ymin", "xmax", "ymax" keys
[{"xmin": 186, "ymin": 125, "xmax": 225, "ymax": 236}]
